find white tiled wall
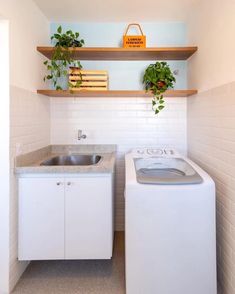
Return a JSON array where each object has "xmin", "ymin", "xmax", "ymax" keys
[
  {"xmin": 10, "ymin": 86, "xmax": 50, "ymax": 290},
  {"xmin": 188, "ymin": 82, "xmax": 235, "ymax": 294},
  {"xmin": 51, "ymin": 96, "xmax": 187, "ymax": 230}
]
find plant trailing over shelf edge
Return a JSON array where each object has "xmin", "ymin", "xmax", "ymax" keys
[
  {"xmin": 43, "ymin": 26, "xmax": 84, "ymax": 90},
  {"xmin": 143, "ymin": 62, "xmax": 176, "ymax": 114}
]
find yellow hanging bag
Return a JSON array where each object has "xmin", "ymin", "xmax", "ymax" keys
[{"xmin": 123, "ymin": 23, "xmax": 146, "ymax": 48}]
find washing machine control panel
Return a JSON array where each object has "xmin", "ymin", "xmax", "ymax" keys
[{"xmin": 133, "ymin": 148, "xmax": 178, "ymax": 157}]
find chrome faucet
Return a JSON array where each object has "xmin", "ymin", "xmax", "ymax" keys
[{"xmin": 78, "ymin": 129, "xmax": 87, "ymax": 140}]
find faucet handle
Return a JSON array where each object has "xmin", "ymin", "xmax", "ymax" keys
[
  {"xmin": 78, "ymin": 129, "xmax": 82, "ymax": 137},
  {"xmin": 78, "ymin": 129, "xmax": 87, "ymax": 140}
]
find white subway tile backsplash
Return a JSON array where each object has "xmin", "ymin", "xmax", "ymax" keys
[
  {"xmin": 10, "ymin": 86, "xmax": 50, "ymax": 290},
  {"xmin": 188, "ymin": 81, "xmax": 235, "ymax": 294},
  {"xmin": 51, "ymin": 96, "xmax": 187, "ymax": 230}
]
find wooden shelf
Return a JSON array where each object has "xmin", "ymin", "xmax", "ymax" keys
[
  {"xmin": 37, "ymin": 46, "xmax": 198, "ymax": 98},
  {"xmin": 37, "ymin": 89, "xmax": 197, "ymax": 98},
  {"xmin": 37, "ymin": 47, "xmax": 197, "ymax": 61}
]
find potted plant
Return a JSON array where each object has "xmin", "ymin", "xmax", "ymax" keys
[
  {"xmin": 43, "ymin": 26, "xmax": 84, "ymax": 90},
  {"xmin": 143, "ymin": 62, "xmax": 176, "ymax": 114}
]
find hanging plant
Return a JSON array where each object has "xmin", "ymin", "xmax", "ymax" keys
[
  {"xmin": 43, "ymin": 26, "xmax": 84, "ymax": 90},
  {"xmin": 143, "ymin": 62, "xmax": 176, "ymax": 114}
]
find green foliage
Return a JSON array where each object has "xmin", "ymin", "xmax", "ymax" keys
[
  {"xmin": 51, "ymin": 25, "xmax": 84, "ymax": 48},
  {"xmin": 43, "ymin": 26, "xmax": 84, "ymax": 90},
  {"xmin": 68, "ymin": 68, "xmax": 82, "ymax": 89},
  {"xmin": 143, "ymin": 62, "xmax": 176, "ymax": 115}
]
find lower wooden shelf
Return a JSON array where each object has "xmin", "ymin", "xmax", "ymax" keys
[{"xmin": 37, "ymin": 89, "xmax": 197, "ymax": 97}]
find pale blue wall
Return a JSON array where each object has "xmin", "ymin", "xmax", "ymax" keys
[{"xmin": 50, "ymin": 22, "xmax": 187, "ymax": 90}]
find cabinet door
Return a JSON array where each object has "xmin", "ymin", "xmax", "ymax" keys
[
  {"xmin": 65, "ymin": 176, "xmax": 113, "ymax": 259},
  {"xmin": 18, "ymin": 177, "xmax": 65, "ymax": 260}
]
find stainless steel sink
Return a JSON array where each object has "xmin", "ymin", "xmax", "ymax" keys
[{"xmin": 40, "ymin": 155, "xmax": 102, "ymax": 166}]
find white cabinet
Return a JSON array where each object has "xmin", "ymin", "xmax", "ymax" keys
[
  {"xmin": 18, "ymin": 177, "xmax": 64, "ymax": 260},
  {"xmin": 65, "ymin": 177, "xmax": 113, "ymax": 259},
  {"xmin": 18, "ymin": 174, "xmax": 113, "ymax": 261}
]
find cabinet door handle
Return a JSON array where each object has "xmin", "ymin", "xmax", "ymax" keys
[
  {"xmin": 67, "ymin": 182, "xmax": 72, "ymax": 186},
  {"xmin": 56, "ymin": 182, "xmax": 62, "ymax": 186}
]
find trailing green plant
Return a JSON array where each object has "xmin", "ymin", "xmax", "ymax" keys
[
  {"xmin": 43, "ymin": 26, "xmax": 84, "ymax": 90},
  {"xmin": 143, "ymin": 62, "xmax": 176, "ymax": 114}
]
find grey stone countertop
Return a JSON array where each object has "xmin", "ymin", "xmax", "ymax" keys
[{"xmin": 15, "ymin": 145, "xmax": 116, "ymax": 174}]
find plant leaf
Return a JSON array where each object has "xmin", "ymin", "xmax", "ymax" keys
[
  {"xmin": 57, "ymin": 26, "xmax": 62, "ymax": 33},
  {"xmin": 54, "ymin": 33, "xmax": 61, "ymax": 39},
  {"xmin": 68, "ymin": 82, "xmax": 74, "ymax": 88},
  {"xmin": 155, "ymin": 109, "xmax": 159, "ymax": 115}
]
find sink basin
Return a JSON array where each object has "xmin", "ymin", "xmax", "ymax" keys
[{"xmin": 40, "ymin": 155, "xmax": 102, "ymax": 166}]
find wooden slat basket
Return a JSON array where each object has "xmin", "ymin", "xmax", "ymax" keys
[{"xmin": 69, "ymin": 68, "xmax": 108, "ymax": 91}]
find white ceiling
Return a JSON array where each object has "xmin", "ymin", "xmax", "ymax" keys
[{"xmin": 33, "ymin": 0, "xmax": 199, "ymax": 22}]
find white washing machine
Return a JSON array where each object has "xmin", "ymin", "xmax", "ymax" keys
[{"xmin": 125, "ymin": 148, "xmax": 217, "ymax": 294}]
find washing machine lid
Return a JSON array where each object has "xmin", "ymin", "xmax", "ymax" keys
[{"xmin": 134, "ymin": 157, "xmax": 203, "ymax": 185}]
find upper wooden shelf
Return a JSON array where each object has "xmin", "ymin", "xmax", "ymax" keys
[
  {"xmin": 37, "ymin": 46, "xmax": 198, "ymax": 61},
  {"xmin": 37, "ymin": 89, "xmax": 197, "ymax": 97}
]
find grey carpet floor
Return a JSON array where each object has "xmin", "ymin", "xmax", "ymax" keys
[{"xmin": 12, "ymin": 232, "xmax": 125, "ymax": 294}]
